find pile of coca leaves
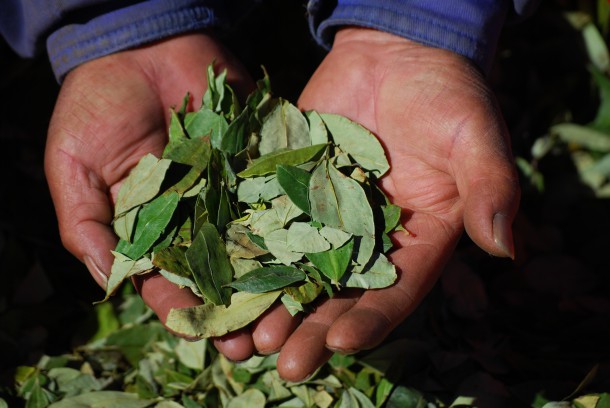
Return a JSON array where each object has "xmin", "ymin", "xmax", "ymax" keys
[{"xmin": 106, "ymin": 65, "xmax": 404, "ymax": 338}]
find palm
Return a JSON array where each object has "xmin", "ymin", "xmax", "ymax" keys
[
  {"xmin": 271, "ymin": 28, "xmax": 520, "ymax": 381},
  {"xmin": 45, "ymin": 33, "xmax": 258, "ymax": 360}
]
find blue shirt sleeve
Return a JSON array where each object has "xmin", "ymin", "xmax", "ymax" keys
[
  {"xmin": 0, "ymin": 0, "xmax": 253, "ymax": 82},
  {"xmin": 307, "ymin": 0, "xmax": 542, "ymax": 74}
]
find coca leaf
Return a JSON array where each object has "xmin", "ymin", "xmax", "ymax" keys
[
  {"xmin": 116, "ymin": 192, "xmax": 180, "ymax": 260},
  {"xmin": 237, "ymin": 144, "xmax": 327, "ymax": 178},
  {"xmin": 320, "ymin": 113, "xmax": 390, "ymax": 176},
  {"xmin": 184, "ymin": 108, "xmax": 228, "ymax": 147},
  {"xmin": 258, "ymin": 99, "xmax": 310, "ymax": 155},
  {"xmin": 226, "ymin": 265, "xmax": 306, "ymax": 293},
  {"xmin": 186, "ymin": 222, "xmax": 233, "ymax": 306},
  {"xmin": 306, "ymin": 239, "xmax": 354, "ymax": 284},
  {"xmin": 114, "ymin": 154, "xmax": 172, "ymax": 216},
  {"xmin": 276, "ymin": 164, "xmax": 311, "ymax": 214},
  {"xmin": 166, "ymin": 291, "xmax": 282, "ymax": 338}
]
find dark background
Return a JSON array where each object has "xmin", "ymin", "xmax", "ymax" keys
[{"xmin": 1, "ymin": 1, "xmax": 609, "ymax": 406}]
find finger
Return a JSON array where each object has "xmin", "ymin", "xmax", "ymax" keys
[
  {"xmin": 276, "ymin": 290, "xmax": 360, "ymax": 382},
  {"xmin": 326, "ymin": 212, "xmax": 459, "ymax": 353},
  {"xmin": 44, "ymin": 148, "xmax": 117, "ymax": 288},
  {"xmin": 451, "ymin": 107, "xmax": 520, "ymax": 259},
  {"xmin": 251, "ymin": 304, "xmax": 302, "ymax": 355},
  {"xmin": 133, "ymin": 273, "xmax": 256, "ymax": 361}
]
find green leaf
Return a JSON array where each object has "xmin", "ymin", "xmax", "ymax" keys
[
  {"xmin": 25, "ymin": 380, "xmax": 51, "ymax": 408},
  {"xmin": 102, "ymin": 252, "xmax": 154, "ymax": 301},
  {"xmin": 113, "ymin": 206, "xmax": 138, "ymax": 242},
  {"xmin": 309, "ymin": 161, "xmax": 374, "ymax": 236},
  {"xmin": 596, "ymin": 393, "xmax": 610, "ymax": 408},
  {"xmin": 47, "ymin": 391, "xmax": 152, "ymax": 408},
  {"xmin": 226, "ymin": 266, "xmax": 306, "ymax": 293},
  {"xmin": 114, "ymin": 154, "xmax": 172, "ymax": 216},
  {"xmin": 258, "ymin": 99, "xmax": 310, "ymax": 155},
  {"xmin": 230, "ymin": 258, "xmax": 263, "ymax": 279},
  {"xmin": 89, "ymin": 302, "xmax": 120, "ymax": 342},
  {"xmin": 272, "ymin": 195, "xmax": 305, "ymax": 226},
  {"xmin": 320, "ymin": 113, "xmax": 390, "ymax": 176},
  {"xmin": 347, "ymin": 387, "xmax": 376, "ymax": 408},
  {"xmin": 175, "ymin": 338, "xmax": 206, "ymax": 370},
  {"xmin": 552, "ymin": 123, "xmax": 610, "ymax": 152},
  {"xmin": 225, "ymin": 224, "xmax": 269, "ymax": 257},
  {"xmin": 384, "ymin": 386, "xmax": 427, "ymax": 408},
  {"xmin": 153, "ymin": 247, "xmax": 201, "ymax": 296},
  {"xmin": 286, "ymin": 222, "xmax": 330, "ymax": 253},
  {"xmin": 264, "ymin": 229, "xmax": 304, "ymax": 265},
  {"xmin": 166, "ymin": 291, "xmax": 282, "ymax": 338},
  {"xmin": 381, "ymin": 204, "xmax": 402, "ymax": 234},
  {"xmin": 158, "ymin": 269, "xmax": 201, "ymax": 297},
  {"xmin": 248, "ymin": 196, "xmax": 303, "ymax": 237},
  {"xmin": 220, "ymin": 107, "xmax": 249, "ymax": 154},
  {"xmin": 153, "ymin": 245, "xmax": 190, "ymax": 275},
  {"xmin": 582, "ymin": 22, "xmax": 610, "ymax": 74},
  {"xmin": 276, "ymin": 164, "xmax": 311, "ymax": 213},
  {"xmin": 226, "ymin": 389, "xmax": 266, "ymax": 408},
  {"xmin": 246, "ymin": 67, "xmax": 272, "ymax": 125},
  {"xmin": 305, "ymin": 110, "xmax": 329, "ymax": 145},
  {"xmin": 309, "ymin": 161, "xmax": 375, "ymax": 266},
  {"xmin": 105, "ymin": 322, "xmax": 169, "ymax": 365},
  {"xmin": 237, "ymin": 144, "xmax": 327, "ymax": 178},
  {"xmin": 261, "ymin": 370, "xmax": 293, "ymax": 402},
  {"xmin": 588, "ymin": 65, "xmax": 610, "ymax": 132},
  {"xmin": 168, "ymin": 107, "xmax": 188, "ymax": 143},
  {"xmin": 344, "ymin": 253, "xmax": 396, "ymax": 289},
  {"xmin": 115, "ymin": 192, "xmax": 181, "ymax": 260},
  {"xmin": 283, "ymin": 279, "xmax": 323, "ymax": 304},
  {"xmin": 47, "ymin": 368, "xmax": 101, "ymax": 398},
  {"xmin": 319, "ymin": 226, "xmax": 352, "ymax": 248},
  {"xmin": 184, "ymin": 108, "xmax": 228, "ymax": 147},
  {"xmin": 203, "ymin": 150, "xmax": 233, "ymax": 233},
  {"xmin": 375, "ymin": 378, "xmax": 394, "ymax": 408},
  {"xmin": 163, "ymin": 134, "xmax": 211, "ymax": 169},
  {"xmin": 186, "ymin": 222, "xmax": 233, "ymax": 306},
  {"xmin": 237, "ymin": 175, "xmax": 284, "ymax": 203},
  {"xmin": 281, "ymin": 293, "xmax": 305, "ymax": 316},
  {"xmin": 164, "ymin": 166, "xmax": 206, "ymax": 198},
  {"xmin": 299, "ymin": 263, "xmax": 334, "ymax": 297},
  {"xmin": 306, "ymin": 239, "xmax": 354, "ymax": 283},
  {"xmin": 203, "ymin": 65, "xmax": 238, "ymax": 118}
]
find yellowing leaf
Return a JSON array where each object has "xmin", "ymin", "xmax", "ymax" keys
[
  {"xmin": 114, "ymin": 154, "xmax": 172, "ymax": 216},
  {"xmin": 320, "ymin": 113, "xmax": 390, "ymax": 176},
  {"xmin": 166, "ymin": 291, "xmax": 282, "ymax": 338},
  {"xmin": 259, "ymin": 99, "xmax": 310, "ymax": 155},
  {"xmin": 237, "ymin": 144, "xmax": 327, "ymax": 178},
  {"xmin": 186, "ymin": 222, "xmax": 233, "ymax": 306}
]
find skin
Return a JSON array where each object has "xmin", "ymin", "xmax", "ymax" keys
[
  {"xmin": 45, "ymin": 33, "xmax": 263, "ymax": 361},
  {"xmin": 254, "ymin": 27, "xmax": 520, "ymax": 381},
  {"xmin": 44, "ymin": 28, "xmax": 519, "ymax": 381}
]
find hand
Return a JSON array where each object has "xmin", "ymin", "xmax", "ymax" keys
[
  {"xmin": 256, "ymin": 27, "xmax": 521, "ymax": 381},
  {"xmin": 44, "ymin": 32, "xmax": 261, "ymax": 361}
]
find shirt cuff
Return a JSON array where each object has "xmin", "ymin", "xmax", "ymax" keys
[
  {"xmin": 47, "ymin": 0, "xmax": 241, "ymax": 82},
  {"xmin": 308, "ymin": 0, "xmax": 511, "ymax": 74}
]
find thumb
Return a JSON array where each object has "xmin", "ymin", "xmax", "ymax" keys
[{"xmin": 453, "ymin": 116, "xmax": 521, "ymax": 259}]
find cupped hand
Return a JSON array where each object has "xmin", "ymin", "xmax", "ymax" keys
[
  {"xmin": 258, "ymin": 27, "xmax": 521, "ymax": 381},
  {"xmin": 44, "ymin": 32, "xmax": 260, "ymax": 361}
]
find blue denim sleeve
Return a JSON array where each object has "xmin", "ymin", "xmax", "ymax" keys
[
  {"xmin": 307, "ymin": 0, "xmax": 542, "ymax": 74},
  {"xmin": 0, "ymin": 0, "xmax": 252, "ymax": 82}
]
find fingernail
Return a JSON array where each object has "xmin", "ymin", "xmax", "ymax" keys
[
  {"xmin": 492, "ymin": 213, "xmax": 515, "ymax": 259},
  {"xmin": 84, "ymin": 255, "xmax": 108, "ymax": 289},
  {"xmin": 326, "ymin": 346, "xmax": 359, "ymax": 355}
]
